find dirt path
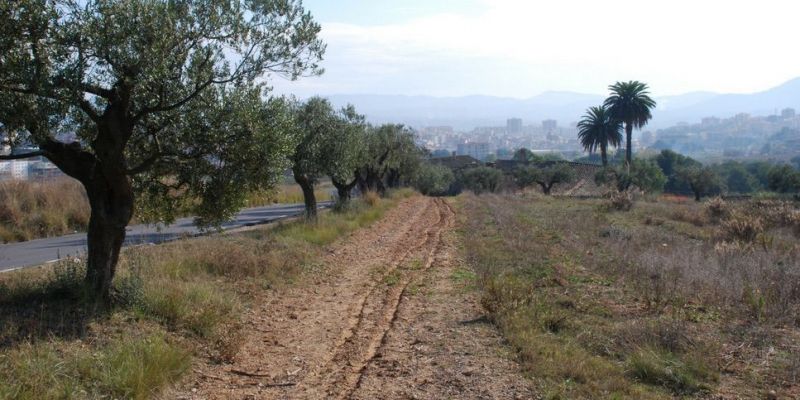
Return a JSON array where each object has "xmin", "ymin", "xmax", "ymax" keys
[{"xmin": 176, "ymin": 196, "xmax": 536, "ymax": 399}]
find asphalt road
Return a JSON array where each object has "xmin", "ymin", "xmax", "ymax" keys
[{"xmin": 0, "ymin": 202, "xmax": 330, "ymax": 272}]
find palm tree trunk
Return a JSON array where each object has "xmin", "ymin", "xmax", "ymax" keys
[
  {"xmin": 601, "ymin": 142, "xmax": 608, "ymax": 166},
  {"xmin": 625, "ymin": 122, "xmax": 633, "ymax": 172}
]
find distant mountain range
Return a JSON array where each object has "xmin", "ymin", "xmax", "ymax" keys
[{"xmin": 326, "ymin": 77, "xmax": 800, "ymax": 131}]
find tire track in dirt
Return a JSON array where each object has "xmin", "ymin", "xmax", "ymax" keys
[
  {"xmin": 175, "ymin": 196, "xmax": 447, "ymax": 400},
  {"xmin": 351, "ymin": 198, "xmax": 537, "ymax": 399},
  {"xmin": 175, "ymin": 197, "xmax": 535, "ymax": 400},
  {"xmin": 305, "ymin": 198, "xmax": 453, "ymax": 399}
]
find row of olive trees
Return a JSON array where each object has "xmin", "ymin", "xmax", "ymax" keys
[
  {"xmin": 0, "ymin": 0, "xmax": 331, "ymax": 301},
  {"xmin": 0, "ymin": 1, "xmax": 429, "ymax": 301},
  {"xmin": 289, "ymin": 97, "xmax": 424, "ymax": 220}
]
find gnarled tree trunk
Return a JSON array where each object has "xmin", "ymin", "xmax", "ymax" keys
[
  {"xmin": 294, "ymin": 170, "xmax": 317, "ymax": 221},
  {"xmin": 332, "ymin": 176, "xmax": 357, "ymax": 207},
  {"xmin": 84, "ymin": 173, "xmax": 134, "ymax": 300}
]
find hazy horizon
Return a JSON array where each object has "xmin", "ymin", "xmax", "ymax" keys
[{"xmin": 272, "ymin": 0, "xmax": 800, "ymax": 99}]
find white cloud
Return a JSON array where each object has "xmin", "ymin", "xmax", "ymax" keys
[{"xmin": 272, "ymin": 0, "xmax": 800, "ymax": 97}]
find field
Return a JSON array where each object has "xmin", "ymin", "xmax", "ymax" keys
[
  {"xmin": 2, "ymin": 187, "xmax": 799, "ymax": 399},
  {"xmin": 457, "ymin": 192, "xmax": 800, "ymax": 399}
]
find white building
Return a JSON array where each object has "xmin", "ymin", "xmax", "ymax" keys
[
  {"xmin": 0, "ymin": 160, "xmax": 30, "ymax": 180},
  {"xmin": 457, "ymin": 142, "xmax": 490, "ymax": 161}
]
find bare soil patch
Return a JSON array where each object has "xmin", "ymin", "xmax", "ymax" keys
[{"xmin": 175, "ymin": 196, "xmax": 534, "ymax": 399}]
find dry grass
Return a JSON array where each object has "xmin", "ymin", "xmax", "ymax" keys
[
  {"xmin": 0, "ymin": 189, "xmax": 413, "ymax": 399},
  {"xmin": 0, "ymin": 179, "xmax": 333, "ymax": 244},
  {"xmin": 0, "ymin": 179, "xmax": 90, "ymax": 243},
  {"xmin": 247, "ymin": 181, "xmax": 334, "ymax": 206},
  {"xmin": 456, "ymin": 193, "xmax": 800, "ymax": 399}
]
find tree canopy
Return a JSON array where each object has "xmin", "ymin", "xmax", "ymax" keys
[
  {"xmin": 604, "ymin": 81, "xmax": 656, "ymax": 167},
  {"xmin": 515, "ymin": 163, "xmax": 576, "ymax": 195},
  {"xmin": 577, "ymin": 105, "xmax": 622, "ymax": 166},
  {"xmin": 0, "ymin": 0, "xmax": 325, "ymax": 299}
]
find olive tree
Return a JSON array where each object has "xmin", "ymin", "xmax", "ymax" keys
[
  {"xmin": 328, "ymin": 106, "xmax": 367, "ymax": 206},
  {"xmin": 676, "ymin": 166, "xmax": 723, "ymax": 201},
  {"xmin": 290, "ymin": 97, "xmax": 365, "ymax": 220},
  {"xmin": 356, "ymin": 124, "xmax": 421, "ymax": 195},
  {"xmin": 515, "ymin": 163, "xmax": 576, "ymax": 195},
  {"xmin": 0, "ymin": 0, "xmax": 324, "ymax": 300}
]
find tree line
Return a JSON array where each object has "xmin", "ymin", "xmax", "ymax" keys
[{"xmin": 0, "ymin": 0, "xmax": 428, "ymax": 301}]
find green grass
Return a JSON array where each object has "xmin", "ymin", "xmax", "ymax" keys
[{"xmin": 0, "ymin": 332, "xmax": 190, "ymax": 400}]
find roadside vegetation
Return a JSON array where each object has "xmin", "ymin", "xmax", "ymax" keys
[
  {"xmin": 0, "ymin": 178, "xmax": 333, "ymax": 244},
  {"xmin": 0, "ymin": 189, "xmax": 413, "ymax": 399},
  {"xmin": 457, "ymin": 192, "xmax": 800, "ymax": 399}
]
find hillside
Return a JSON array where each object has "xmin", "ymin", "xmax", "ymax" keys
[{"xmin": 327, "ymin": 78, "xmax": 800, "ymax": 129}]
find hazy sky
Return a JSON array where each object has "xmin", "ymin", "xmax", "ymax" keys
[{"xmin": 271, "ymin": 0, "xmax": 800, "ymax": 98}]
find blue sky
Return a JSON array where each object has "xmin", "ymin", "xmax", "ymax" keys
[
  {"xmin": 270, "ymin": 0, "xmax": 800, "ymax": 99},
  {"xmin": 299, "ymin": 0, "xmax": 485, "ymax": 26}
]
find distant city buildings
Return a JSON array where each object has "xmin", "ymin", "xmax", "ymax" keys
[
  {"xmin": 0, "ymin": 147, "xmax": 65, "ymax": 181},
  {"xmin": 506, "ymin": 118, "xmax": 522, "ymax": 134},
  {"xmin": 457, "ymin": 142, "xmax": 490, "ymax": 161},
  {"xmin": 782, "ymin": 108, "xmax": 796, "ymax": 119},
  {"xmin": 542, "ymin": 119, "xmax": 557, "ymax": 132}
]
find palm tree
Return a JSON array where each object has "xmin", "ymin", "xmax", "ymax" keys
[
  {"xmin": 604, "ymin": 81, "xmax": 656, "ymax": 170},
  {"xmin": 577, "ymin": 105, "xmax": 622, "ymax": 166}
]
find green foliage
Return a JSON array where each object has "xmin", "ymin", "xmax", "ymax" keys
[
  {"xmin": 604, "ymin": 81, "xmax": 657, "ymax": 165},
  {"xmin": 0, "ymin": 0, "xmax": 325, "ymax": 225},
  {"xmin": 767, "ymin": 164, "xmax": 800, "ymax": 193},
  {"xmin": 457, "ymin": 166, "xmax": 503, "ymax": 195},
  {"xmin": 628, "ymin": 349, "xmax": 715, "ymax": 395},
  {"xmin": 412, "ymin": 162, "xmax": 455, "ymax": 196},
  {"xmin": 577, "ymin": 105, "xmax": 623, "ymax": 165},
  {"xmin": 676, "ymin": 166, "xmax": 723, "ymax": 201},
  {"xmin": 357, "ymin": 124, "xmax": 425, "ymax": 192},
  {"xmin": 596, "ymin": 158, "xmax": 666, "ymax": 194},
  {"xmin": 515, "ymin": 163, "xmax": 577, "ymax": 195},
  {"xmin": 712, "ymin": 161, "xmax": 761, "ymax": 194},
  {"xmin": 655, "ymin": 149, "xmax": 701, "ymax": 193},
  {"xmin": 604, "ymin": 81, "xmax": 657, "ymax": 130},
  {"xmin": 290, "ymin": 97, "xmax": 365, "ymax": 185}
]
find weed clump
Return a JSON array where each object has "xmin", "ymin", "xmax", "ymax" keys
[
  {"xmin": 608, "ymin": 191, "xmax": 634, "ymax": 211},
  {"xmin": 720, "ymin": 213, "xmax": 764, "ymax": 243}
]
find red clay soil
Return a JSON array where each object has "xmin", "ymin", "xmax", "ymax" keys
[{"xmin": 173, "ymin": 196, "xmax": 536, "ymax": 399}]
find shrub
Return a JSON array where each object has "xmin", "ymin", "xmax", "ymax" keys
[
  {"xmin": 412, "ymin": 162, "xmax": 455, "ymax": 196},
  {"xmin": 705, "ymin": 197, "xmax": 729, "ymax": 221},
  {"xmin": 720, "ymin": 213, "xmax": 764, "ymax": 243},
  {"xmin": 596, "ymin": 159, "xmax": 667, "ymax": 194},
  {"xmin": 457, "ymin": 166, "xmax": 503, "ymax": 195},
  {"xmin": 608, "ymin": 190, "xmax": 633, "ymax": 211}
]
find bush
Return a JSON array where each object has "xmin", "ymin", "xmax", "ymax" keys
[
  {"xmin": 412, "ymin": 162, "xmax": 455, "ymax": 196},
  {"xmin": 595, "ymin": 158, "xmax": 666, "ymax": 194},
  {"xmin": 705, "ymin": 197, "xmax": 729, "ymax": 221},
  {"xmin": 609, "ymin": 191, "xmax": 634, "ymax": 211},
  {"xmin": 457, "ymin": 166, "xmax": 503, "ymax": 195},
  {"xmin": 720, "ymin": 213, "xmax": 764, "ymax": 243}
]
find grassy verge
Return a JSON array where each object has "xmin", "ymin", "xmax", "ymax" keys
[
  {"xmin": 0, "ymin": 189, "xmax": 413, "ymax": 399},
  {"xmin": 456, "ymin": 193, "xmax": 800, "ymax": 399},
  {"xmin": 0, "ymin": 179, "xmax": 333, "ymax": 244}
]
